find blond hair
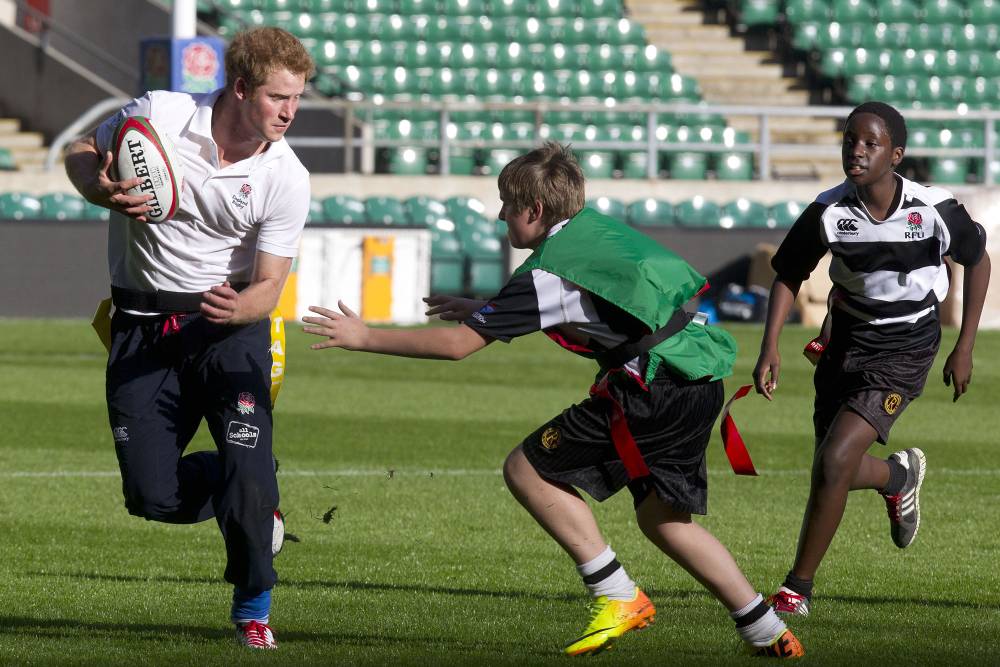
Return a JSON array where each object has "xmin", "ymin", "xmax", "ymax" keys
[
  {"xmin": 497, "ymin": 142, "xmax": 585, "ymax": 225},
  {"xmin": 225, "ymin": 27, "xmax": 315, "ymax": 91}
]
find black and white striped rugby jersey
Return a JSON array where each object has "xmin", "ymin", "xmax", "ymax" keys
[
  {"xmin": 772, "ymin": 174, "xmax": 986, "ymax": 332},
  {"xmin": 464, "ymin": 220, "xmax": 649, "ymax": 374}
]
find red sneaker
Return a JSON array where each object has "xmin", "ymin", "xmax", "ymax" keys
[{"xmin": 236, "ymin": 620, "xmax": 277, "ymax": 649}]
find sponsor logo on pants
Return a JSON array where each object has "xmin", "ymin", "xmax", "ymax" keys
[{"xmin": 227, "ymin": 421, "xmax": 260, "ymax": 448}]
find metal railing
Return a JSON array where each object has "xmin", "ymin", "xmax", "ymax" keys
[{"xmin": 45, "ymin": 97, "xmax": 1000, "ymax": 183}]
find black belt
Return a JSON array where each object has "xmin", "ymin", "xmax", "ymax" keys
[
  {"xmin": 111, "ymin": 283, "xmax": 249, "ymax": 313},
  {"xmin": 595, "ymin": 309, "xmax": 692, "ymax": 370}
]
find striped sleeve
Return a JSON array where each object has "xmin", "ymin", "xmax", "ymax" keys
[
  {"xmin": 936, "ymin": 199, "xmax": 987, "ymax": 266},
  {"xmin": 771, "ymin": 202, "xmax": 829, "ymax": 282}
]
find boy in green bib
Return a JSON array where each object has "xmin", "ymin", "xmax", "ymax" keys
[{"xmin": 303, "ymin": 143, "xmax": 804, "ymax": 658}]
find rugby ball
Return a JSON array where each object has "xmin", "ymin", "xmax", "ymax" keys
[{"xmin": 111, "ymin": 116, "xmax": 183, "ymax": 223}]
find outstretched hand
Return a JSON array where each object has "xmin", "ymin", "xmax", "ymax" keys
[
  {"xmin": 943, "ymin": 347, "xmax": 973, "ymax": 402},
  {"xmin": 752, "ymin": 349, "xmax": 781, "ymax": 401},
  {"xmin": 423, "ymin": 295, "xmax": 487, "ymax": 321},
  {"xmin": 302, "ymin": 302, "xmax": 369, "ymax": 350}
]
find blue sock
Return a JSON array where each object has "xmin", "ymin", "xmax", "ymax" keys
[{"xmin": 232, "ymin": 588, "xmax": 271, "ymax": 624}]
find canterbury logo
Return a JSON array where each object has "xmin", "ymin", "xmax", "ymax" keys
[{"xmin": 837, "ymin": 218, "xmax": 859, "ymax": 232}]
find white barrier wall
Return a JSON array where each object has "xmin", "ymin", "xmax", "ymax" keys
[
  {"xmin": 295, "ymin": 226, "xmax": 431, "ymax": 325},
  {"xmin": 947, "ymin": 188, "xmax": 1000, "ymax": 329}
]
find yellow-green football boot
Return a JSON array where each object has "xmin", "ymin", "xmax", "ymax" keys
[{"xmin": 563, "ymin": 588, "xmax": 655, "ymax": 656}]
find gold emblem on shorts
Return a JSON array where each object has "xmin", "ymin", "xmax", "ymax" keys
[
  {"xmin": 883, "ymin": 393, "xmax": 902, "ymax": 415},
  {"xmin": 541, "ymin": 427, "xmax": 561, "ymax": 450}
]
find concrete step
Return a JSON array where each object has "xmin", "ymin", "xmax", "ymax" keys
[
  {"xmin": 0, "ymin": 132, "xmax": 44, "ymax": 149},
  {"xmin": 702, "ymin": 89, "xmax": 812, "ymax": 105},
  {"xmin": 637, "ymin": 23, "xmax": 731, "ymax": 40},
  {"xmin": 630, "ymin": 8, "xmax": 705, "ymax": 22},
  {"xmin": 0, "ymin": 118, "xmax": 22, "ymax": 133},
  {"xmin": 727, "ymin": 116, "xmax": 839, "ymax": 134},
  {"xmin": 673, "ymin": 60, "xmax": 783, "ymax": 79},
  {"xmin": 698, "ymin": 79, "xmax": 800, "ymax": 96},
  {"xmin": 652, "ymin": 36, "xmax": 746, "ymax": 53}
]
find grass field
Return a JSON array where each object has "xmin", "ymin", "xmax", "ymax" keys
[{"xmin": 1, "ymin": 318, "xmax": 998, "ymax": 666}]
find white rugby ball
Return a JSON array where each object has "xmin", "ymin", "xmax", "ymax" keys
[{"xmin": 112, "ymin": 116, "xmax": 183, "ymax": 223}]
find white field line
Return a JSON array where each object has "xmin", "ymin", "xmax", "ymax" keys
[{"xmin": 3, "ymin": 468, "xmax": 1000, "ymax": 478}]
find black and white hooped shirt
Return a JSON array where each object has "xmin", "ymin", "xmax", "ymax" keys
[{"xmin": 772, "ymin": 174, "xmax": 986, "ymax": 347}]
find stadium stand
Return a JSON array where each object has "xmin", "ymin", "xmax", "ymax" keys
[
  {"xmin": 726, "ymin": 0, "xmax": 1000, "ymax": 183},
  {"xmin": 203, "ymin": 0, "xmax": 763, "ymax": 180}
]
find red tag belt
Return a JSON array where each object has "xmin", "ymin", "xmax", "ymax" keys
[{"xmin": 591, "ymin": 377, "xmax": 758, "ymax": 480}]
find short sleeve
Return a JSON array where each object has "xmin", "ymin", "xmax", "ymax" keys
[
  {"xmin": 771, "ymin": 202, "xmax": 829, "ymax": 282},
  {"xmin": 936, "ymin": 198, "xmax": 987, "ymax": 266},
  {"xmin": 94, "ymin": 93, "xmax": 153, "ymax": 154},
  {"xmin": 257, "ymin": 162, "xmax": 310, "ymax": 258},
  {"xmin": 462, "ymin": 271, "xmax": 543, "ymax": 342}
]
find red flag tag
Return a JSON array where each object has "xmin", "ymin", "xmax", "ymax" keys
[{"xmin": 720, "ymin": 384, "xmax": 758, "ymax": 476}]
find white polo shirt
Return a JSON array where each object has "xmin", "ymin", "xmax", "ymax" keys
[{"xmin": 95, "ymin": 89, "xmax": 310, "ymax": 293}]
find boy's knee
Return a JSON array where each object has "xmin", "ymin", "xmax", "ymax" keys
[{"xmin": 502, "ymin": 445, "xmax": 530, "ymax": 491}]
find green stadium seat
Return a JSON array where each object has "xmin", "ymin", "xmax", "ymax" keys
[
  {"xmin": 305, "ymin": 0, "xmax": 355, "ymax": 11},
  {"xmin": 405, "ymin": 196, "xmax": 448, "ymax": 226},
  {"xmin": 967, "ymin": 0, "xmax": 1000, "ymax": 21},
  {"xmin": 492, "ymin": 0, "xmax": 533, "ymax": 16},
  {"xmin": 579, "ymin": 0, "xmax": 623, "ymax": 17},
  {"xmin": 397, "ymin": 0, "xmax": 435, "ymax": 13},
  {"xmin": 627, "ymin": 198, "xmax": 674, "ymax": 226},
  {"xmin": 424, "ymin": 16, "xmax": 467, "ymax": 42},
  {"xmin": 535, "ymin": 0, "xmax": 578, "ymax": 18},
  {"xmin": 0, "ymin": 192, "xmax": 41, "ymax": 220},
  {"xmin": 0, "ymin": 147, "xmax": 15, "ymax": 171},
  {"xmin": 674, "ymin": 197, "xmax": 721, "ymax": 228},
  {"xmin": 82, "ymin": 200, "xmax": 111, "ymax": 221},
  {"xmin": 668, "ymin": 152, "xmax": 708, "ymax": 179},
  {"xmin": 39, "ymin": 193, "xmax": 86, "ymax": 220},
  {"xmin": 620, "ymin": 152, "xmax": 656, "ymax": 179},
  {"xmin": 305, "ymin": 198, "xmax": 324, "ymax": 225},
  {"xmin": 587, "ymin": 196, "xmax": 627, "ymax": 220},
  {"xmin": 768, "ymin": 201, "xmax": 808, "ymax": 228},
  {"xmin": 715, "ymin": 153, "xmax": 754, "ymax": 180},
  {"xmin": 930, "ymin": 157, "xmax": 970, "ymax": 184},
  {"xmin": 365, "ymin": 196, "xmax": 407, "ymax": 225},
  {"xmin": 792, "ymin": 22, "xmax": 822, "ymax": 50},
  {"xmin": 431, "ymin": 234, "xmax": 466, "ymax": 294},
  {"xmin": 600, "ymin": 17, "xmax": 645, "ymax": 45},
  {"xmin": 740, "ymin": 0, "xmax": 780, "ymax": 25},
  {"xmin": 720, "ymin": 198, "xmax": 768, "ymax": 228},
  {"xmin": 577, "ymin": 151, "xmax": 615, "ymax": 178},
  {"xmin": 832, "ymin": 0, "xmax": 875, "ymax": 21},
  {"xmin": 922, "ymin": 0, "xmax": 966, "ymax": 23},
  {"xmin": 441, "ymin": 0, "xmax": 488, "ymax": 13},
  {"xmin": 483, "ymin": 148, "xmax": 520, "ymax": 175},
  {"xmin": 875, "ymin": 0, "xmax": 920, "ymax": 18},
  {"xmin": 622, "ymin": 44, "xmax": 671, "ymax": 72},
  {"xmin": 439, "ymin": 149, "xmax": 478, "ymax": 175},
  {"xmin": 785, "ymin": 0, "xmax": 830, "ymax": 23},
  {"xmin": 445, "ymin": 196, "xmax": 489, "ymax": 227},
  {"xmin": 389, "ymin": 147, "xmax": 430, "ymax": 174},
  {"xmin": 322, "ymin": 195, "xmax": 366, "ymax": 224},
  {"xmin": 465, "ymin": 233, "xmax": 505, "ymax": 296}
]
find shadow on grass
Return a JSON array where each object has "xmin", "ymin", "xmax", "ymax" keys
[
  {"xmin": 23, "ymin": 570, "xmax": 1000, "ymax": 613},
  {"xmin": 0, "ymin": 615, "xmax": 565, "ymax": 655},
  {"xmin": 25, "ymin": 568, "xmax": 709, "ymax": 605}
]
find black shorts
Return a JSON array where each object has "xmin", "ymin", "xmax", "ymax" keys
[
  {"xmin": 521, "ymin": 366, "xmax": 724, "ymax": 515},
  {"xmin": 814, "ymin": 314, "xmax": 941, "ymax": 445}
]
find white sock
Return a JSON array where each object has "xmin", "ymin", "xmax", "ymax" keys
[
  {"xmin": 576, "ymin": 545, "xmax": 636, "ymax": 601},
  {"xmin": 731, "ymin": 593, "xmax": 788, "ymax": 647}
]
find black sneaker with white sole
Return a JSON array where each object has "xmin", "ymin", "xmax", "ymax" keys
[{"xmin": 880, "ymin": 448, "xmax": 926, "ymax": 549}]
